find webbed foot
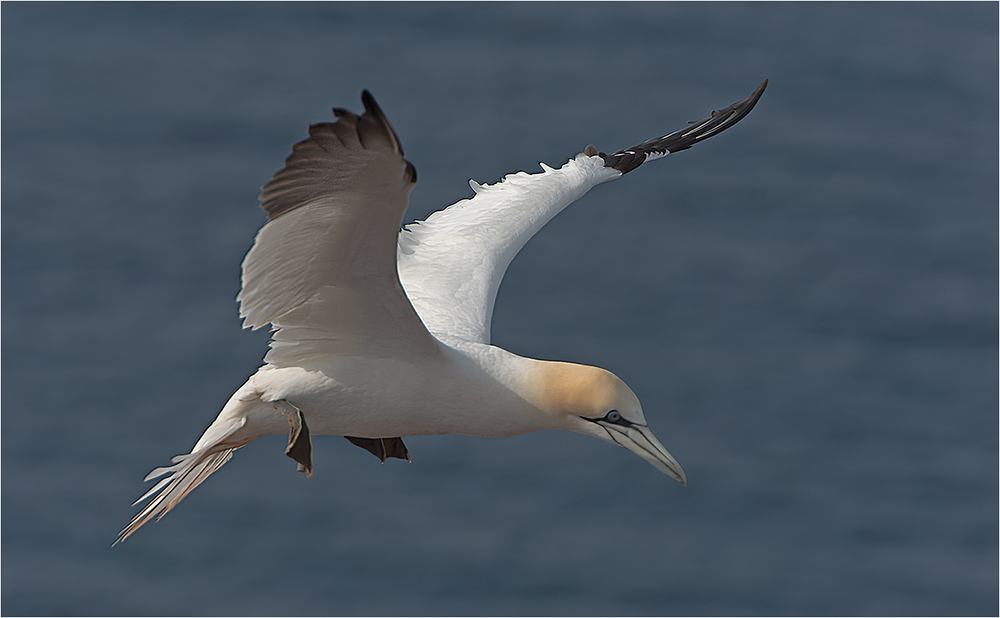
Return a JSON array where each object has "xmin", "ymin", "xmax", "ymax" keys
[
  {"xmin": 344, "ymin": 436, "xmax": 410, "ymax": 463},
  {"xmin": 273, "ymin": 400, "xmax": 313, "ymax": 478}
]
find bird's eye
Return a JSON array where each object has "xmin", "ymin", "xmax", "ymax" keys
[{"xmin": 606, "ymin": 410, "xmax": 621, "ymax": 423}]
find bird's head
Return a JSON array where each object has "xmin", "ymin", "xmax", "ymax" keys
[{"xmin": 531, "ymin": 361, "xmax": 686, "ymax": 485}]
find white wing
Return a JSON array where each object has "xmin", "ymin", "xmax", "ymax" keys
[
  {"xmin": 239, "ymin": 91, "xmax": 440, "ymax": 365},
  {"xmin": 398, "ymin": 154, "xmax": 619, "ymax": 344},
  {"xmin": 398, "ymin": 80, "xmax": 768, "ymax": 345}
]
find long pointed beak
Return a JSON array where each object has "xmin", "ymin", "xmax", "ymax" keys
[{"xmin": 597, "ymin": 421, "xmax": 687, "ymax": 485}]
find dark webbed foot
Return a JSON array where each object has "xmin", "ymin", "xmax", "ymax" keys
[
  {"xmin": 273, "ymin": 400, "xmax": 314, "ymax": 478},
  {"xmin": 344, "ymin": 436, "xmax": 410, "ymax": 463}
]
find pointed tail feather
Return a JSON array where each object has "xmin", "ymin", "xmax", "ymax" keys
[
  {"xmin": 115, "ymin": 416, "xmax": 247, "ymax": 545},
  {"xmin": 114, "ymin": 447, "xmax": 236, "ymax": 545}
]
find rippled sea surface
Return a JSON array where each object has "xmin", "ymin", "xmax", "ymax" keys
[{"xmin": 3, "ymin": 3, "xmax": 997, "ymax": 616}]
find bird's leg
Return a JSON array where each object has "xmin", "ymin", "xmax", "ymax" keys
[{"xmin": 272, "ymin": 400, "xmax": 313, "ymax": 478}]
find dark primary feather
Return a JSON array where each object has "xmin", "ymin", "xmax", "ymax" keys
[
  {"xmin": 259, "ymin": 90, "xmax": 416, "ymax": 221},
  {"xmin": 600, "ymin": 79, "xmax": 768, "ymax": 174}
]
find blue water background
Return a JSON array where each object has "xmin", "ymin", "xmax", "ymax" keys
[{"xmin": 3, "ymin": 3, "xmax": 997, "ymax": 615}]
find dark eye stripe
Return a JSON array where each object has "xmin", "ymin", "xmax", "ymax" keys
[{"xmin": 585, "ymin": 410, "xmax": 633, "ymax": 427}]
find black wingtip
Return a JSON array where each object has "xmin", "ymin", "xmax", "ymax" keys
[
  {"xmin": 361, "ymin": 89, "xmax": 379, "ymax": 114},
  {"xmin": 741, "ymin": 78, "xmax": 768, "ymax": 117},
  {"xmin": 358, "ymin": 89, "xmax": 405, "ymax": 156},
  {"xmin": 602, "ymin": 79, "xmax": 768, "ymax": 174},
  {"xmin": 332, "ymin": 90, "xmax": 386, "ymax": 119}
]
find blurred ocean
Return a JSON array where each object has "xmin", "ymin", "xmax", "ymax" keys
[{"xmin": 2, "ymin": 3, "xmax": 997, "ymax": 616}]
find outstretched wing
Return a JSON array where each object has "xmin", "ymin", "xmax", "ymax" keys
[
  {"xmin": 397, "ymin": 80, "xmax": 767, "ymax": 345},
  {"xmin": 239, "ymin": 91, "xmax": 440, "ymax": 364}
]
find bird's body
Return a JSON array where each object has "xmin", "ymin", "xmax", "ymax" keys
[
  {"xmin": 118, "ymin": 81, "xmax": 767, "ymax": 543},
  {"xmin": 211, "ymin": 344, "xmax": 568, "ymax": 444}
]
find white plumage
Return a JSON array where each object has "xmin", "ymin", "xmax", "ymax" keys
[
  {"xmin": 117, "ymin": 81, "xmax": 767, "ymax": 544},
  {"xmin": 398, "ymin": 154, "xmax": 619, "ymax": 344}
]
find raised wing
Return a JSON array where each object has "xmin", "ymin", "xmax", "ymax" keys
[
  {"xmin": 239, "ymin": 91, "xmax": 440, "ymax": 364},
  {"xmin": 398, "ymin": 155, "xmax": 620, "ymax": 344},
  {"xmin": 397, "ymin": 80, "xmax": 767, "ymax": 345}
]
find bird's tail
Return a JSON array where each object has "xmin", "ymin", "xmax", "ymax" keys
[{"xmin": 115, "ymin": 418, "xmax": 245, "ymax": 545}]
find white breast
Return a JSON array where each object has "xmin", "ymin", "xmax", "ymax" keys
[{"xmin": 247, "ymin": 341, "xmax": 557, "ymax": 439}]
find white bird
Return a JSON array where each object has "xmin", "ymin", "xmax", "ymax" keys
[{"xmin": 117, "ymin": 80, "xmax": 767, "ymax": 544}]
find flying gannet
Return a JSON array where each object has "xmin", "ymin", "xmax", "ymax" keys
[{"xmin": 117, "ymin": 80, "xmax": 767, "ymax": 543}]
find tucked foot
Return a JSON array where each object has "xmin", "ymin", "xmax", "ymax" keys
[{"xmin": 273, "ymin": 400, "xmax": 313, "ymax": 478}]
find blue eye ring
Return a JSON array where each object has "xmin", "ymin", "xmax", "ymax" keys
[{"xmin": 606, "ymin": 410, "xmax": 621, "ymax": 423}]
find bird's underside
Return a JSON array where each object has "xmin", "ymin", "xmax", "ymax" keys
[
  {"xmin": 275, "ymin": 398, "xmax": 408, "ymax": 475},
  {"xmin": 116, "ymin": 80, "xmax": 767, "ymax": 545}
]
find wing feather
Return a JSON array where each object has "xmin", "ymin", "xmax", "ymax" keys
[
  {"xmin": 398, "ymin": 81, "xmax": 766, "ymax": 345},
  {"xmin": 600, "ymin": 79, "xmax": 768, "ymax": 174},
  {"xmin": 398, "ymin": 154, "xmax": 620, "ymax": 344},
  {"xmin": 238, "ymin": 91, "xmax": 438, "ymax": 365}
]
